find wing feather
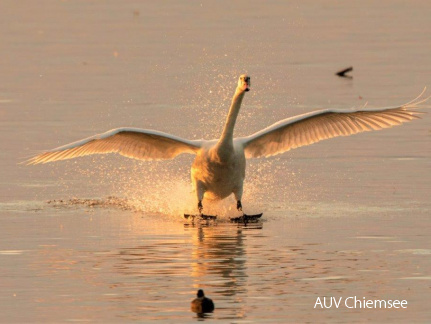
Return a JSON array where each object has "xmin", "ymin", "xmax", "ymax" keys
[
  {"xmin": 26, "ymin": 127, "xmax": 203, "ymax": 165},
  {"xmin": 238, "ymin": 92, "xmax": 428, "ymax": 158}
]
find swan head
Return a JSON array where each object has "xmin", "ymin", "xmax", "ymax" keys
[{"xmin": 238, "ymin": 74, "xmax": 250, "ymax": 92}]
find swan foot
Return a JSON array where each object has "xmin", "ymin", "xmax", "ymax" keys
[
  {"xmin": 230, "ymin": 213, "xmax": 263, "ymax": 224},
  {"xmin": 198, "ymin": 201, "xmax": 203, "ymax": 213},
  {"xmin": 236, "ymin": 200, "xmax": 242, "ymax": 212},
  {"xmin": 184, "ymin": 213, "xmax": 217, "ymax": 221}
]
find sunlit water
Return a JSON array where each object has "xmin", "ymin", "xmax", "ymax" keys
[
  {"xmin": 2, "ymin": 203, "xmax": 431, "ymax": 323},
  {"xmin": 1, "ymin": 0, "xmax": 431, "ymax": 322}
]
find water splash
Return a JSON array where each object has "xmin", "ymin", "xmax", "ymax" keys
[
  {"xmin": 52, "ymin": 153, "xmax": 301, "ymax": 219},
  {"xmin": 49, "ymin": 72, "xmax": 303, "ymax": 218}
]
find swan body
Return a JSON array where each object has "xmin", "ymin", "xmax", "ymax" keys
[
  {"xmin": 27, "ymin": 75, "xmax": 427, "ymax": 214},
  {"xmin": 191, "ymin": 140, "xmax": 246, "ymax": 202}
]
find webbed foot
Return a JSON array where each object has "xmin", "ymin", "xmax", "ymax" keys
[
  {"xmin": 237, "ymin": 200, "xmax": 242, "ymax": 212},
  {"xmin": 230, "ymin": 213, "xmax": 263, "ymax": 224}
]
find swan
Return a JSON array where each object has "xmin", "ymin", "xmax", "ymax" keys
[{"xmin": 27, "ymin": 75, "xmax": 427, "ymax": 215}]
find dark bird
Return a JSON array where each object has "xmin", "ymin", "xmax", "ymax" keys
[
  {"xmin": 191, "ymin": 289, "xmax": 215, "ymax": 314},
  {"xmin": 336, "ymin": 66, "xmax": 353, "ymax": 78}
]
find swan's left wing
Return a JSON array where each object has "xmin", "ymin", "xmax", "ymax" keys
[
  {"xmin": 238, "ymin": 92, "xmax": 428, "ymax": 158},
  {"xmin": 25, "ymin": 127, "xmax": 203, "ymax": 165}
]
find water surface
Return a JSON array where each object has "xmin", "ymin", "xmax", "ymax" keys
[{"xmin": 1, "ymin": 0, "xmax": 430, "ymax": 322}]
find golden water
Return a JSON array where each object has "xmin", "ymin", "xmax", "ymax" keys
[{"xmin": 1, "ymin": 0, "xmax": 430, "ymax": 322}]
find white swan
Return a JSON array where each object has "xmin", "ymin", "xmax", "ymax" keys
[{"xmin": 27, "ymin": 75, "xmax": 427, "ymax": 214}]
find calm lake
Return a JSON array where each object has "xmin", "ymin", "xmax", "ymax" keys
[{"xmin": 1, "ymin": 1, "xmax": 430, "ymax": 322}]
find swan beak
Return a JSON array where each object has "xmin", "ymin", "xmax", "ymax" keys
[{"xmin": 245, "ymin": 78, "xmax": 250, "ymax": 92}]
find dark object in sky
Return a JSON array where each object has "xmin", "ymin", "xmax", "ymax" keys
[
  {"xmin": 336, "ymin": 66, "xmax": 353, "ymax": 78},
  {"xmin": 191, "ymin": 289, "xmax": 215, "ymax": 314}
]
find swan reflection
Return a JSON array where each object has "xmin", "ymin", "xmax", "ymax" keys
[{"xmin": 185, "ymin": 222, "xmax": 263, "ymax": 318}]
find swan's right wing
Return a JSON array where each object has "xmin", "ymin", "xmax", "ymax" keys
[
  {"xmin": 26, "ymin": 128, "xmax": 203, "ymax": 165},
  {"xmin": 238, "ymin": 91, "xmax": 428, "ymax": 158}
]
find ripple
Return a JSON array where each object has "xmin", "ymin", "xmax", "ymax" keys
[
  {"xmin": 354, "ymin": 236, "xmax": 396, "ymax": 240},
  {"xmin": 0, "ymin": 250, "xmax": 26, "ymax": 255},
  {"xmin": 300, "ymin": 276, "xmax": 349, "ymax": 281},
  {"xmin": 396, "ymin": 249, "xmax": 431, "ymax": 255}
]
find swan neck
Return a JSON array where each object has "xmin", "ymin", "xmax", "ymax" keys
[{"xmin": 219, "ymin": 88, "xmax": 245, "ymax": 146}]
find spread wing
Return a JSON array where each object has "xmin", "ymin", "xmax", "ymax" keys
[
  {"xmin": 26, "ymin": 128, "xmax": 203, "ymax": 165},
  {"xmin": 238, "ymin": 91, "xmax": 428, "ymax": 158}
]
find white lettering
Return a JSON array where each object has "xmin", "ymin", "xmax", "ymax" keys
[
  {"xmin": 345, "ymin": 297, "xmax": 354, "ymax": 308},
  {"xmin": 323, "ymin": 297, "xmax": 333, "ymax": 309},
  {"xmin": 333, "ymin": 297, "xmax": 343, "ymax": 308},
  {"xmin": 314, "ymin": 297, "xmax": 323, "ymax": 309},
  {"xmin": 355, "ymin": 296, "xmax": 362, "ymax": 308},
  {"xmin": 319, "ymin": 296, "xmax": 408, "ymax": 309},
  {"xmin": 374, "ymin": 300, "xmax": 387, "ymax": 308}
]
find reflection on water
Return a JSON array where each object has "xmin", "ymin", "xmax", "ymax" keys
[
  {"xmin": 187, "ymin": 222, "xmax": 263, "ymax": 320},
  {"xmin": 111, "ymin": 221, "xmax": 264, "ymax": 321},
  {"xmin": 1, "ymin": 207, "xmax": 431, "ymax": 322},
  {"xmin": 189, "ymin": 223, "xmax": 248, "ymax": 296}
]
